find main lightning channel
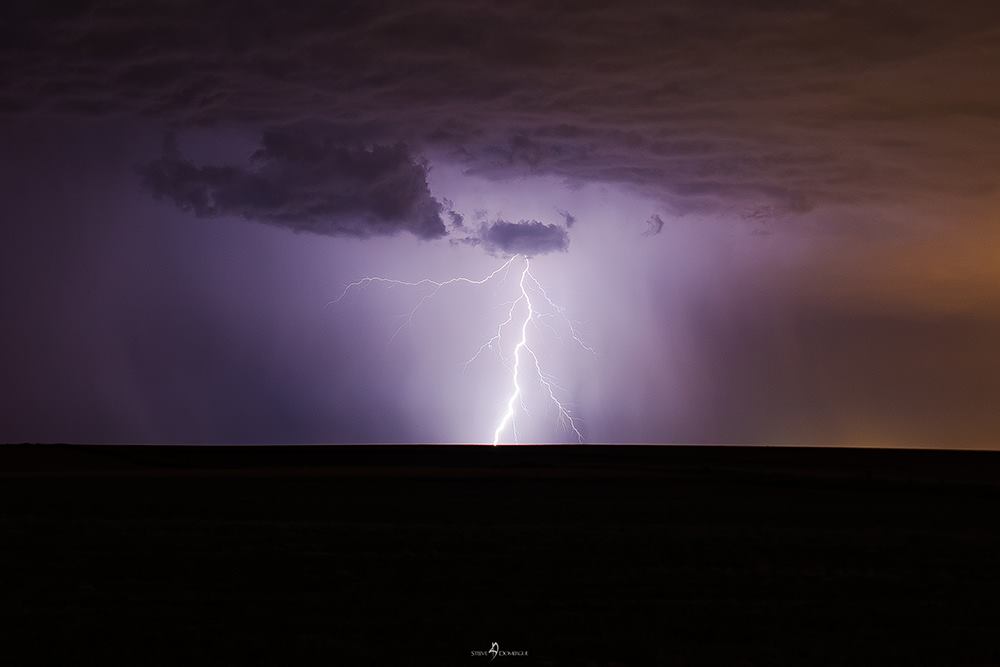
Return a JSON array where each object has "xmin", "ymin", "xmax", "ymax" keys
[
  {"xmin": 490, "ymin": 259, "xmax": 532, "ymax": 446},
  {"xmin": 489, "ymin": 258, "xmax": 585, "ymax": 445},
  {"xmin": 333, "ymin": 254, "xmax": 589, "ymax": 445}
]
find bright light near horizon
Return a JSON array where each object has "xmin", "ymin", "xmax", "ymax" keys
[{"xmin": 332, "ymin": 254, "xmax": 592, "ymax": 445}]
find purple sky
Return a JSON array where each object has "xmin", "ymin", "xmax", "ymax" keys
[{"xmin": 2, "ymin": 2, "xmax": 1000, "ymax": 446}]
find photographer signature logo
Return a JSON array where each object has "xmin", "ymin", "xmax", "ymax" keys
[{"xmin": 470, "ymin": 641, "xmax": 528, "ymax": 660}]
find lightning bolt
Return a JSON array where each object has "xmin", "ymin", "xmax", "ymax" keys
[
  {"xmin": 330, "ymin": 255, "xmax": 518, "ymax": 341},
  {"xmin": 332, "ymin": 254, "xmax": 592, "ymax": 445}
]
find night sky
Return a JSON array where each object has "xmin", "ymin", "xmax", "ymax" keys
[{"xmin": 2, "ymin": 1, "xmax": 1000, "ymax": 446}]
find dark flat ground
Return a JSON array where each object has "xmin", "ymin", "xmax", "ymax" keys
[{"xmin": 3, "ymin": 445, "xmax": 1000, "ymax": 666}]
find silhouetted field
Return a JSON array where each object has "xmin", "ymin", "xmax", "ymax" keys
[{"xmin": 2, "ymin": 445, "xmax": 1000, "ymax": 665}]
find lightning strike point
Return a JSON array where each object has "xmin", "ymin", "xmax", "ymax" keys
[{"xmin": 334, "ymin": 254, "xmax": 591, "ymax": 445}]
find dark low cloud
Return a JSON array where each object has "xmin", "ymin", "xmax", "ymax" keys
[
  {"xmin": 439, "ymin": 198, "xmax": 465, "ymax": 228},
  {"xmin": 140, "ymin": 130, "xmax": 446, "ymax": 240},
  {"xmin": 557, "ymin": 209, "xmax": 576, "ymax": 228},
  {"xmin": 643, "ymin": 214, "xmax": 665, "ymax": 236},
  {"xmin": 479, "ymin": 219, "xmax": 570, "ymax": 256}
]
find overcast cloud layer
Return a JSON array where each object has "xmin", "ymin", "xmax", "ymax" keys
[{"xmin": 3, "ymin": 0, "xmax": 1000, "ymax": 222}]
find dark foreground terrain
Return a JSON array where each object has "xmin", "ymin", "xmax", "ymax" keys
[{"xmin": 2, "ymin": 445, "xmax": 1000, "ymax": 666}]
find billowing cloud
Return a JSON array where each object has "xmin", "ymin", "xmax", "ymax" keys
[
  {"xmin": 140, "ymin": 130, "xmax": 447, "ymax": 240},
  {"xmin": 439, "ymin": 198, "xmax": 465, "ymax": 228},
  {"xmin": 479, "ymin": 219, "xmax": 569, "ymax": 256},
  {"xmin": 3, "ymin": 1, "xmax": 1000, "ymax": 222}
]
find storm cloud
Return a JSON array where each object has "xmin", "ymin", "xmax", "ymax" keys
[
  {"xmin": 643, "ymin": 214, "xmax": 665, "ymax": 236},
  {"xmin": 479, "ymin": 219, "xmax": 570, "ymax": 256},
  {"xmin": 557, "ymin": 209, "xmax": 577, "ymax": 228},
  {"xmin": 2, "ymin": 0, "xmax": 999, "ymax": 222},
  {"xmin": 4, "ymin": 1, "xmax": 1000, "ymax": 446},
  {"xmin": 140, "ymin": 129, "xmax": 447, "ymax": 239}
]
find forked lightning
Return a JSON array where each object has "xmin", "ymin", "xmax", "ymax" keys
[{"xmin": 332, "ymin": 255, "xmax": 592, "ymax": 445}]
